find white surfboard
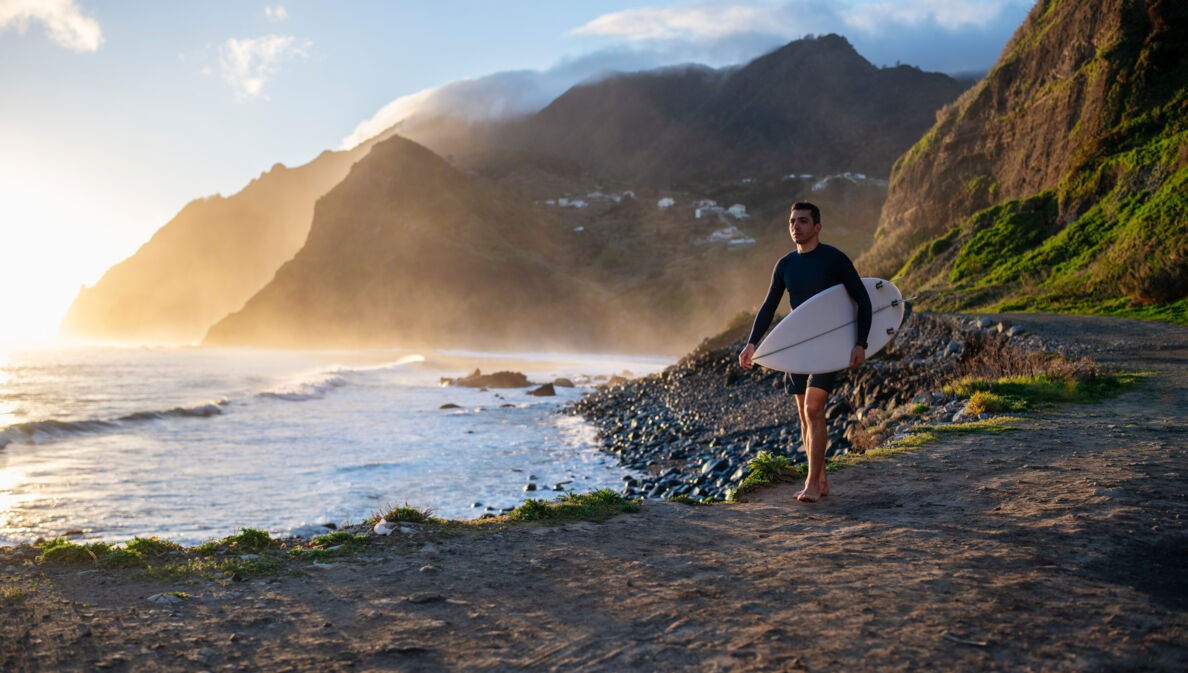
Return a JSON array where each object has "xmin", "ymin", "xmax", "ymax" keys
[{"xmin": 751, "ymin": 277, "xmax": 905, "ymax": 374}]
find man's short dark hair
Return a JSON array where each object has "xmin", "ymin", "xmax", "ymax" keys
[{"xmin": 791, "ymin": 202, "xmax": 820, "ymax": 224}]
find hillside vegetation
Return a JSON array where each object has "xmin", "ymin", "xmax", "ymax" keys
[{"xmin": 860, "ymin": 0, "xmax": 1187, "ymax": 324}]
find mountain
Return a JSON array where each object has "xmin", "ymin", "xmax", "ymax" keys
[
  {"xmin": 64, "ymin": 34, "xmax": 971, "ymax": 350},
  {"xmin": 859, "ymin": 0, "xmax": 1187, "ymax": 322},
  {"xmin": 60, "ymin": 145, "xmax": 370, "ymax": 343},
  {"xmin": 202, "ymin": 135, "xmax": 630, "ymax": 350},
  {"xmin": 489, "ymin": 35, "xmax": 967, "ymax": 186}
]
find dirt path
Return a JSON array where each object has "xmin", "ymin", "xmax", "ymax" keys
[{"xmin": 3, "ymin": 314, "xmax": 1186, "ymax": 672}]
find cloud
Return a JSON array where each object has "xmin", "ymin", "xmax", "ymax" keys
[
  {"xmin": 0, "ymin": 0, "xmax": 103, "ymax": 51},
  {"xmin": 341, "ymin": 0, "xmax": 1031, "ymax": 149},
  {"xmin": 841, "ymin": 0, "xmax": 1011, "ymax": 33},
  {"xmin": 339, "ymin": 46, "xmax": 713, "ymax": 150},
  {"xmin": 264, "ymin": 5, "xmax": 287, "ymax": 22},
  {"xmin": 572, "ymin": 0, "xmax": 1017, "ymax": 40},
  {"xmin": 218, "ymin": 34, "xmax": 308, "ymax": 99},
  {"xmin": 570, "ymin": 0, "xmax": 1031, "ymax": 74},
  {"xmin": 572, "ymin": 3, "xmax": 777, "ymax": 42}
]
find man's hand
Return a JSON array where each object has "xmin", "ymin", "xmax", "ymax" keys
[
  {"xmin": 848, "ymin": 345, "xmax": 866, "ymax": 370},
  {"xmin": 739, "ymin": 343, "xmax": 756, "ymax": 370}
]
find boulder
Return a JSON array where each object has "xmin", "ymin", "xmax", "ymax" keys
[
  {"xmin": 527, "ymin": 383, "xmax": 556, "ymax": 397},
  {"xmin": 553, "ymin": 378, "xmax": 575, "ymax": 388},
  {"xmin": 447, "ymin": 369, "xmax": 531, "ymax": 388}
]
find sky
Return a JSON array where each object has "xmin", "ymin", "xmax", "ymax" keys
[{"xmin": 0, "ymin": 0, "xmax": 1034, "ymax": 346}]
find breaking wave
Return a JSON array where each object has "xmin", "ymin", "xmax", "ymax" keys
[
  {"xmin": 0, "ymin": 399, "xmax": 229, "ymax": 448},
  {"xmin": 254, "ymin": 355, "xmax": 425, "ymax": 402},
  {"xmin": 0, "ymin": 356, "xmax": 428, "ymax": 450}
]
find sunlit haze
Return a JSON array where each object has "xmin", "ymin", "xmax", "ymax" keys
[{"xmin": 0, "ymin": 0, "xmax": 1031, "ymax": 346}]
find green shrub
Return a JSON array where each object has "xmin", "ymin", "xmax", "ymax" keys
[
  {"xmin": 97, "ymin": 548, "xmax": 143, "ymax": 569},
  {"xmin": 39, "ymin": 539, "xmax": 111, "ymax": 564},
  {"xmin": 376, "ymin": 504, "xmax": 434, "ymax": 524},
  {"xmin": 508, "ymin": 489, "xmax": 640, "ymax": 523},
  {"xmin": 126, "ymin": 537, "xmax": 183, "ymax": 555}
]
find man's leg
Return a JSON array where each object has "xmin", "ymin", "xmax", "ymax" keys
[{"xmin": 797, "ymin": 386, "xmax": 830, "ymax": 502}]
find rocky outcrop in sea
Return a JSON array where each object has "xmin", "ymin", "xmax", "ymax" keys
[{"xmin": 569, "ymin": 312, "xmax": 1079, "ymax": 502}]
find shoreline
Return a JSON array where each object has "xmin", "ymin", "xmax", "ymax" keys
[
  {"xmin": 570, "ymin": 311, "xmax": 1090, "ymax": 502},
  {"xmin": 2, "ymin": 313, "xmax": 1186, "ymax": 672}
]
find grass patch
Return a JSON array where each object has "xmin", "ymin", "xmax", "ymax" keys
[
  {"xmin": 126, "ymin": 537, "xmax": 183, "ymax": 555},
  {"xmin": 134, "ymin": 553, "xmax": 287, "ymax": 584},
  {"xmin": 831, "ymin": 416, "xmax": 1026, "ymax": 465},
  {"xmin": 374, "ymin": 503, "xmax": 436, "ymax": 525},
  {"xmin": 2, "ymin": 586, "xmax": 26, "ymax": 604},
  {"xmin": 667, "ymin": 493, "xmax": 720, "ymax": 506},
  {"xmin": 38, "ymin": 539, "xmax": 112, "ymax": 564},
  {"xmin": 288, "ymin": 531, "xmax": 371, "ymax": 562},
  {"xmin": 197, "ymin": 528, "xmax": 276, "ymax": 556},
  {"xmin": 96, "ymin": 548, "xmax": 142, "ymax": 569},
  {"xmin": 508, "ymin": 489, "xmax": 640, "ymax": 523},
  {"xmin": 730, "ymin": 451, "xmax": 802, "ymax": 501},
  {"xmin": 165, "ymin": 591, "xmax": 190, "ymax": 600},
  {"xmin": 945, "ymin": 370, "xmax": 1140, "ymax": 413}
]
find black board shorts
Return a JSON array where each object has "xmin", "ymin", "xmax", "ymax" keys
[{"xmin": 785, "ymin": 371, "xmax": 839, "ymax": 395}]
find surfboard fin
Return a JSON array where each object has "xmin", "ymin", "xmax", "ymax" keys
[{"xmin": 886, "ymin": 328, "xmax": 897, "ymax": 335}]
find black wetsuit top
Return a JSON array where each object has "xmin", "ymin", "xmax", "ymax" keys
[{"xmin": 747, "ymin": 243, "xmax": 872, "ymax": 348}]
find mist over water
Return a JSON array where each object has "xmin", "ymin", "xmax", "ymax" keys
[{"xmin": 0, "ymin": 346, "xmax": 669, "ymax": 546}]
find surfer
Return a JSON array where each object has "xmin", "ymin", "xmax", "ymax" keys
[{"xmin": 738, "ymin": 202, "xmax": 872, "ymax": 503}]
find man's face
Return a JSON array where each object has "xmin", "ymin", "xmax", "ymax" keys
[{"xmin": 789, "ymin": 209, "xmax": 820, "ymax": 245}]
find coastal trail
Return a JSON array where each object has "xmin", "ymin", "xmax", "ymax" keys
[{"xmin": 2, "ymin": 314, "xmax": 1186, "ymax": 672}]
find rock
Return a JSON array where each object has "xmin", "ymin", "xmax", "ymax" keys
[
  {"xmin": 527, "ymin": 383, "xmax": 556, "ymax": 397},
  {"xmin": 378, "ymin": 640, "xmax": 431, "ymax": 654},
  {"xmin": 553, "ymin": 378, "xmax": 575, "ymax": 387},
  {"xmin": 147, "ymin": 593, "xmax": 183, "ymax": 605},
  {"xmin": 523, "ymin": 483, "xmax": 537, "ymax": 492},
  {"xmin": 996, "ymin": 320, "xmax": 1013, "ymax": 333},
  {"xmin": 418, "ymin": 564, "xmax": 440, "ymax": 574},
  {"xmin": 374, "ymin": 520, "xmax": 397, "ymax": 536},
  {"xmin": 447, "ymin": 370, "xmax": 531, "ymax": 388},
  {"xmin": 439, "ymin": 403, "xmax": 461, "ymax": 409},
  {"xmin": 406, "ymin": 592, "xmax": 445, "ymax": 604}
]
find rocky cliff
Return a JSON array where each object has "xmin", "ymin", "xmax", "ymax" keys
[
  {"xmin": 202, "ymin": 135, "xmax": 630, "ymax": 350},
  {"xmin": 60, "ymin": 146, "xmax": 369, "ymax": 343},
  {"xmin": 859, "ymin": 0, "xmax": 1187, "ymax": 322}
]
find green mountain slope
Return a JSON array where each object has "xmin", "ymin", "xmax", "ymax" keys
[{"xmin": 858, "ymin": 0, "xmax": 1187, "ymax": 324}]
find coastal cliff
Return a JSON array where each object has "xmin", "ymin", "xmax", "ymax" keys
[
  {"xmin": 858, "ymin": 0, "xmax": 1187, "ymax": 322},
  {"xmin": 59, "ymin": 146, "xmax": 369, "ymax": 343},
  {"xmin": 202, "ymin": 135, "xmax": 627, "ymax": 350}
]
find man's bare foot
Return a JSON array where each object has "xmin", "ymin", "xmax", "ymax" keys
[
  {"xmin": 797, "ymin": 482, "xmax": 821, "ymax": 503},
  {"xmin": 819, "ymin": 477, "xmax": 830, "ymax": 496}
]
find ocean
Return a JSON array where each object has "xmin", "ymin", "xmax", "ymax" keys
[{"xmin": 0, "ymin": 346, "xmax": 670, "ymax": 546}]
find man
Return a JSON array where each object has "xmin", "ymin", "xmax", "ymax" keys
[{"xmin": 738, "ymin": 202, "xmax": 871, "ymax": 503}]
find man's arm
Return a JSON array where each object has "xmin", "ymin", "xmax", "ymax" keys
[
  {"xmin": 838, "ymin": 253, "xmax": 872, "ymax": 369},
  {"xmin": 740, "ymin": 261, "xmax": 785, "ymax": 369}
]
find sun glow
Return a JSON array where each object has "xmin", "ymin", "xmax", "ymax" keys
[{"xmin": 0, "ymin": 160, "xmax": 134, "ymax": 348}]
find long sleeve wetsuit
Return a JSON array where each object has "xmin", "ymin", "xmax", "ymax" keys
[{"xmin": 747, "ymin": 243, "xmax": 872, "ymax": 349}]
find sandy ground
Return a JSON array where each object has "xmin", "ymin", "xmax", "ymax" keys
[{"xmin": 2, "ymin": 313, "xmax": 1186, "ymax": 672}]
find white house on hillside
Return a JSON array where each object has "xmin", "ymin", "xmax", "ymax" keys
[
  {"xmin": 728, "ymin": 204, "xmax": 747, "ymax": 218},
  {"xmin": 657, "ymin": 197, "xmax": 675, "ymax": 209}
]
